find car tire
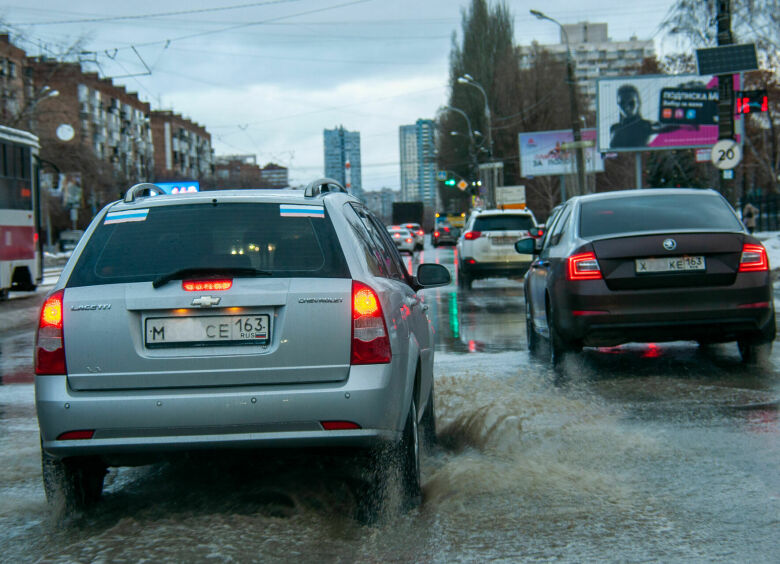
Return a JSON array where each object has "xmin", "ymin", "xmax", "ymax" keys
[
  {"xmin": 546, "ymin": 302, "xmax": 578, "ymax": 366},
  {"xmin": 420, "ymin": 383, "xmax": 437, "ymax": 453},
  {"xmin": 42, "ymin": 450, "xmax": 106, "ymax": 510},
  {"xmin": 737, "ymin": 339, "xmax": 772, "ymax": 365},
  {"xmin": 526, "ymin": 301, "xmax": 541, "ymax": 357},
  {"xmin": 458, "ymin": 270, "xmax": 472, "ymax": 290},
  {"xmin": 397, "ymin": 396, "xmax": 422, "ymax": 509}
]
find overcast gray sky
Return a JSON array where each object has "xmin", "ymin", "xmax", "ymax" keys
[{"xmin": 1, "ymin": 0, "xmax": 679, "ymax": 189}]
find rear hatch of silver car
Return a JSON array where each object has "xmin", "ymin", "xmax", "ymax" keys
[
  {"xmin": 471, "ymin": 213, "xmax": 536, "ymax": 261},
  {"xmin": 62, "ymin": 200, "xmax": 353, "ymax": 391}
]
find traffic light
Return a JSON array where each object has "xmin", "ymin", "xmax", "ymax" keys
[
  {"xmin": 444, "ymin": 178, "xmax": 456, "ymax": 186},
  {"xmin": 736, "ymin": 90, "xmax": 768, "ymax": 114}
]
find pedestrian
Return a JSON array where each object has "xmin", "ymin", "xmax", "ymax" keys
[{"xmin": 742, "ymin": 202, "xmax": 758, "ymax": 234}]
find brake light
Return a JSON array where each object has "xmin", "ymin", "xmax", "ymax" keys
[
  {"xmin": 351, "ymin": 281, "xmax": 391, "ymax": 364},
  {"xmin": 739, "ymin": 243, "xmax": 769, "ymax": 272},
  {"xmin": 434, "ymin": 231, "xmax": 440, "ymax": 237},
  {"xmin": 182, "ymin": 279, "xmax": 233, "ymax": 291},
  {"xmin": 57, "ymin": 430, "xmax": 95, "ymax": 440},
  {"xmin": 567, "ymin": 252, "xmax": 602, "ymax": 280},
  {"xmin": 321, "ymin": 421, "xmax": 362, "ymax": 430},
  {"xmin": 464, "ymin": 231, "xmax": 481, "ymax": 240},
  {"xmin": 35, "ymin": 290, "xmax": 66, "ymax": 375},
  {"xmin": 416, "ymin": 229, "xmax": 424, "ymax": 236}
]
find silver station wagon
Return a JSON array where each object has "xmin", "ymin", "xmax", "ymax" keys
[{"xmin": 35, "ymin": 179, "xmax": 450, "ymax": 513}]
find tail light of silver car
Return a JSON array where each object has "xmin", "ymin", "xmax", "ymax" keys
[
  {"xmin": 463, "ymin": 231, "xmax": 481, "ymax": 240},
  {"xmin": 351, "ymin": 281, "xmax": 391, "ymax": 365},
  {"xmin": 35, "ymin": 289, "xmax": 67, "ymax": 375},
  {"xmin": 567, "ymin": 252, "xmax": 602, "ymax": 281},
  {"xmin": 738, "ymin": 243, "xmax": 769, "ymax": 272}
]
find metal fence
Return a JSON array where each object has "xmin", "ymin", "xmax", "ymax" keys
[{"xmin": 739, "ymin": 195, "xmax": 780, "ymax": 232}]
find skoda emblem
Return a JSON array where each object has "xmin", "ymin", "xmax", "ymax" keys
[{"xmin": 662, "ymin": 238, "xmax": 677, "ymax": 251}]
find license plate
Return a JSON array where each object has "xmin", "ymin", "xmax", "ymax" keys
[
  {"xmin": 635, "ymin": 256, "xmax": 705, "ymax": 274},
  {"xmin": 491, "ymin": 236, "xmax": 516, "ymax": 245},
  {"xmin": 145, "ymin": 314, "xmax": 270, "ymax": 347}
]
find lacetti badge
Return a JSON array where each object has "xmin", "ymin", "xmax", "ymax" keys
[
  {"xmin": 191, "ymin": 296, "xmax": 221, "ymax": 307},
  {"xmin": 71, "ymin": 304, "xmax": 111, "ymax": 311},
  {"xmin": 663, "ymin": 239, "xmax": 677, "ymax": 251}
]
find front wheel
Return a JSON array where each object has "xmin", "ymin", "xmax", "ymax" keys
[
  {"xmin": 526, "ymin": 301, "xmax": 541, "ymax": 357},
  {"xmin": 42, "ymin": 451, "xmax": 106, "ymax": 511}
]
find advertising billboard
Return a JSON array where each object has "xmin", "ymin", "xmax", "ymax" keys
[
  {"xmin": 519, "ymin": 128, "xmax": 604, "ymax": 177},
  {"xmin": 155, "ymin": 181, "xmax": 200, "ymax": 194},
  {"xmin": 597, "ymin": 74, "xmax": 741, "ymax": 153}
]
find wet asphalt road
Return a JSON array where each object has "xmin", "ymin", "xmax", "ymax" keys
[{"xmin": 0, "ymin": 246, "xmax": 778, "ymax": 562}]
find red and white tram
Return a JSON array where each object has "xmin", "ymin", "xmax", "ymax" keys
[{"xmin": 0, "ymin": 125, "xmax": 42, "ymax": 299}]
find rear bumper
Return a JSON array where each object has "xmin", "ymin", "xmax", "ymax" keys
[
  {"xmin": 461, "ymin": 259, "xmax": 532, "ymax": 279},
  {"xmin": 553, "ymin": 272, "xmax": 776, "ymax": 346},
  {"xmin": 36, "ymin": 364, "xmax": 404, "ymax": 462}
]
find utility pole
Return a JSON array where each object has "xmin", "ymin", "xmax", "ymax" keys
[{"xmin": 717, "ymin": 0, "xmax": 736, "ymax": 203}]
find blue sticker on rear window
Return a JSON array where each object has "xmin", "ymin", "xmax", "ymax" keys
[
  {"xmin": 280, "ymin": 205, "xmax": 324, "ymax": 218},
  {"xmin": 104, "ymin": 209, "xmax": 150, "ymax": 225}
]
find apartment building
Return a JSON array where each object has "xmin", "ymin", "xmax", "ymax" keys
[
  {"xmin": 0, "ymin": 34, "xmax": 29, "ymax": 128},
  {"xmin": 323, "ymin": 125, "xmax": 363, "ymax": 200},
  {"xmin": 518, "ymin": 23, "xmax": 655, "ymax": 111},
  {"xmin": 151, "ymin": 110, "xmax": 213, "ymax": 181},
  {"xmin": 399, "ymin": 119, "xmax": 438, "ymax": 208},
  {"xmin": 29, "ymin": 59, "xmax": 155, "ymax": 183}
]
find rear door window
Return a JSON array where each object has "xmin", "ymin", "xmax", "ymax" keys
[
  {"xmin": 473, "ymin": 214, "xmax": 535, "ymax": 232},
  {"xmin": 579, "ymin": 194, "xmax": 743, "ymax": 238},
  {"xmin": 67, "ymin": 202, "xmax": 349, "ymax": 287}
]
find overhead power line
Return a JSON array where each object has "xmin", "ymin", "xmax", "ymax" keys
[{"xmin": 13, "ymin": 0, "xmax": 304, "ymax": 26}]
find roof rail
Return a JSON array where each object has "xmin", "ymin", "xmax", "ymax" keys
[
  {"xmin": 124, "ymin": 183, "xmax": 165, "ymax": 203},
  {"xmin": 304, "ymin": 178, "xmax": 348, "ymax": 198}
]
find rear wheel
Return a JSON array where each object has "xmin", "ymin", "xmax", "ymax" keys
[
  {"xmin": 397, "ymin": 396, "xmax": 422, "ymax": 509},
  {"xmin": 546, "ymin": 302, "xmax": 579, "ymax": 366},
  {"xmin": 42, "ymin": 451, "xmax": 106, "ymax": 511},
  {"xmin": 457, "ymin": 269, "xmax": 472, "ymax": 290},
  {"xmin": 738, "ymin": 340, "xmax": 772, "ymax": 365}
]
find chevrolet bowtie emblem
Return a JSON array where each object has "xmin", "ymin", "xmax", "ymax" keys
[{"xmin": 191, "ymin": 295, "xmax": 221, "ymax": 307}]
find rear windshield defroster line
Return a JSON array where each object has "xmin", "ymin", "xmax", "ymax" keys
[
  {"xmin": 579, "ymin": 194, "xmax": 743, "ymax": 239},
  {"xmin": 67, "ymin": 202, "xmax": 350, "ymax": 287}
]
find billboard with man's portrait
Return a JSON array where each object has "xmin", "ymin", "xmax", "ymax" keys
[{"xmin": 597, "ymin": 74, "xmax": 741, "ymax": 153}]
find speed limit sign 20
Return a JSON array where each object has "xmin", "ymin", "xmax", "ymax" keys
[{"xmin": 710, "ymin": 139, "xmax": 742, "ymax": 170}]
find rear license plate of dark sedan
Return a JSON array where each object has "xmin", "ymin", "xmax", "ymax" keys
[
  {"xmin": 635, "ymin": 256, "xmax": 705, "ymax": 274},
  {"xmin": 145, "ymin": 315, "xmax": 270, "ymax": 347}
]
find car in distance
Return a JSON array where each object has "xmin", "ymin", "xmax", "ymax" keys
[
  {"xmin": 387, "ymin": 225, "xmax": 416, "ymax": 254},
  {"xmin": 432, "ymin": 222, "xmax": 458, "ymax": 247},
  {"xmin": 517, "ymin": 188, "xmax": 775, "ymax": 365},
  {"xmin": 456, "ymin": 208, "xmax": 538, "ymax": 289},
  {"xmin": 402, "ymin": 222, "xmax": 425, "ymax": 250},
  {"xmin": 35, "ymin": 179, "xmax": 450, "ymax": 513}
]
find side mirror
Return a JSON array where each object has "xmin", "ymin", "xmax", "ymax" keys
[
  {"xmin": 415, "ymin": 263, "xmax": 451, "ymax": 288},
  {"xmin": 514, "ymin": 237, "xmax": 537, "ymax": 255}
]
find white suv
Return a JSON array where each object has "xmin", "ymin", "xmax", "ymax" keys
[{"xmin": 456, "ymin": 208, "xmax": 538, "ymax": 289}]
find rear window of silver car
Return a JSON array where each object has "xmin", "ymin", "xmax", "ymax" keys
[
  {"xmin": 67, "ymin": 203, "xmax": 349, "ymax": 287},
  {"xmin": 579, "ymin": 194, "xmax": 743, "ymax": 238},
  {"xmin": 473, "ymin": 214, "xmax": 535, "ymax": 231}
]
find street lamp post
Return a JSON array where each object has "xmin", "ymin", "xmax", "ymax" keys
[
  {"xmin": 456, "ymin": 75, "xmax": 497, "ymax": 206},
  {"xmin": 530, "ymin": 9, "xmax": 587, "ymax": 197},
  {"xmin": 439, "ymin": 105, "xmax": 480, "ymax": 176}
]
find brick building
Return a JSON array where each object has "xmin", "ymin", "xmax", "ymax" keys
[
  {"xmin": 0, "ymin": 34, "xmax": 31, "ymax": 128},
  {"xmin": 151, "ymin": 110, "xmax": 213, "ymax": 181},
  {"xmin": 260, "ymin": 163, "xmax": 289, "ymax": 188},
  {"xmin": 214, "ymin": 154, "xmax": 263, "ymax": 186},
  {"xmin": 28, "ymin": 58, "xmax": 155, "ymax": 183}
]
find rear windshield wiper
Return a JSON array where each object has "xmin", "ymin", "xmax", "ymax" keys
[{"xmin": 152, "ymin": 267, "xmax": 272, "ymax": 288}]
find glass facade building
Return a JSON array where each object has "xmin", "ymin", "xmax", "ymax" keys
[
  {"xmin": 399, "ymin": 119, "xmax": 437, "ymax": 208},
  {"xmin": 323, "ymin": 126, "xmax": 363, "ymax": 200}
]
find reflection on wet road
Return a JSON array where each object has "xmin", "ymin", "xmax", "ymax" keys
[{"xmin": 1, "ymin": 243, "xmax": 778, "ymax": 562}]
